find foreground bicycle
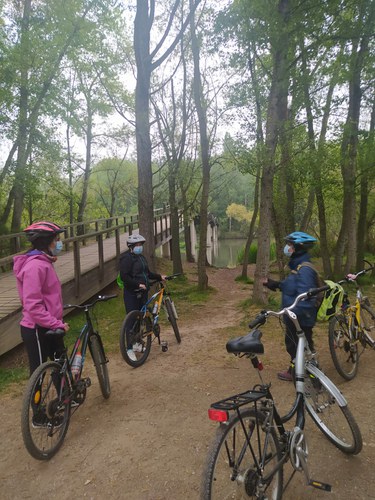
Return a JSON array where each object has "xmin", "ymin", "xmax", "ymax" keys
[
  {"xmin": 21, "ymin": 294, "xmax": 116, "ymax": 460},
  {"xmin": 120, "ymin": 274, "xmax": 181, "ymax": 368},
  {"xmin": 202, "ymin": 287, "xmax": 362, "ymax": 499},
  {"xmin": 329, "ymin": 261, "xmax": 375, "ymax": 380}
]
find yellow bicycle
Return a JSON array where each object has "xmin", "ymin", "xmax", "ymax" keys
[
  {"xmin": 119, "ymin": 274, "xmax": 181, "ymax": 368},
  {"xmin": 328, "ymin": 261, "xmax": 375, "ymax": 380}
]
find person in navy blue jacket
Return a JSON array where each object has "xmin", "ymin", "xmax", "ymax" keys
[{"xmin": 264, "ymin": 232, "xmax": 318, "ymax": 381}]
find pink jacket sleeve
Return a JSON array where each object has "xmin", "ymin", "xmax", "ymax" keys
[{"xmin": 21, "ymin": 264, "xmax": 65, "ymax": 330}]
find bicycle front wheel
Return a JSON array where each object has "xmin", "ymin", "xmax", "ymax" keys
[
  {"xmin": 21, "ymin": 361, "xmax": 71, "ymax": 460},
  {"xmin": 119, "ymin": 310, "xmax": 152, "ymax": 368},
  {"xmin": 328, "ymin": 314, "xmax": 358, "ymax": 380},
  {"xmin": 89, "ymin": 334, "xmax": 110, "ymax": 399},
  {"xmin": 164, "ymin": 297, "xmax": 181, "ymax": 343},
  {"xmin": 202, "ymin": 408, "xmax": 283, "ymax": 500},
  {"xmin": 304, "ymin": 365, "xmax": 362, "ymax": 454}
]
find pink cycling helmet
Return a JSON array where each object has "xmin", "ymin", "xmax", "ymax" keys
[{"xmin": 24, "ymin": 221, "xmax": 64, "ymax": 242}]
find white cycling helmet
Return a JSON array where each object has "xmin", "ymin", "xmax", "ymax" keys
[{"xmin": 127, "ymin": 233, "xmax": 146, "ymax": 247}]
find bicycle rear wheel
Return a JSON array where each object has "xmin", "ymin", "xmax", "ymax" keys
[
  {"xmin": 89, "ymin": 334, "xmax": 110, "ymax": 399},
  {"xmin": 164, "ymin": 297, "xmax": 181, "ymax": 343},
  {"xmin": 328, "ymin": 314, "xmax": 358, "ymax": 380},
  {"xmin": 119, "ymin": 310, "xmax": 152, "ymax": 368},
  {"xmin": 21, "ymin": 361, "xmax": 71, "ymax": 460},
  {"xmin": 202, "ymin": 407, "xmax": 283, "ymax": 500},
  {"xmin": 304, "ymin": 365, "xmax": 362, "ymax": 454},
  {"xmin": 360, "ymin": 301, "xmax": 375, "ymax": 347}
]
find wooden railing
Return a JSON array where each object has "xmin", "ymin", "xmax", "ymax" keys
[
  {"xmin": 0, "ymin": 214, "xmax": 138, "ymax": 271},
  {"xmin": 0, "ymin": 206, "xmax": 180, "ymax": 277}
]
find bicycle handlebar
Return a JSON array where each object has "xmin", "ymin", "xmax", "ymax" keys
[
  {"xmin": 336, "ymin": 260, "xmax": 375, "ymax": 285},
  {"xmin": 63, "ymin": 294, "xmax": 117, "ymax": 310},
  {"xmin": 248, "ymin": 286, "xmax": 329, "ymax": 329}
]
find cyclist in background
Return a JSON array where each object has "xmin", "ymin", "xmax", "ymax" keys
[
  {"xmin": 13, "ymin": 221, "xmax": 70, "ymax": 376},
  {"xmin": 119, "ymin": 233, "xmax": 166, "ymax": 361},
  {"xmin": 264, "ymin": 231, "xmax": 318, "ymax": 381}
]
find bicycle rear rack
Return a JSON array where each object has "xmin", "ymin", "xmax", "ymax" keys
[{"xmin": 211, "ymin": 389, "xmax": 268, "ymax": 411}]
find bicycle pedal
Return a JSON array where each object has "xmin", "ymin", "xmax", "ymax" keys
[
  {"xmin": 161, "ymin": 341, "xmax": 168, "ymax": 352},
  {"xmin": 83, "ymin": 377, "xmax": 91, "ymax": 387},
  {"xmin": 309, "ymin": 479, "xmax": 331, "ymax": 492}
]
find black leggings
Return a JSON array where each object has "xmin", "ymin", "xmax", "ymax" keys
[
  {"xmin": 284, "ymin": 316, "xmax": 314, "ymax": 362},
  {"xmin": 21, "ymin": 326, "xmax": 65, "ymax": 376}
]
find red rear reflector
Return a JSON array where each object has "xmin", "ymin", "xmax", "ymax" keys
[
  {"xmin": 208, "ymin": 408, "xmax": 229, "ymax": 422},
  {"xmin": 258, "ymin": 361, "xmax": 264, "ymax": 371}
]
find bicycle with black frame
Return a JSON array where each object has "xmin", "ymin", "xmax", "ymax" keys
[
  {"xmin": 119, "ymin": 273, "xmax": 181, "ymax": 368},
  {"xmin": 202, "ymin": 286, "xmax": 362, "ymax": 499},
  {"xmin": 328, "ymin": 260, "xmax": 375, "ymax": 380},
  {"xmin": 21, "ymin": 294, "xmax": 117, "ymax": 460}
]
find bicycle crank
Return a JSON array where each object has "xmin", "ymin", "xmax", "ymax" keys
[{"xmin": 290, "ymin": 428, "xmax": 331, "ymax": 492}]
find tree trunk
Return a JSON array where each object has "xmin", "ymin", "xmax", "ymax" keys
[
  {"xmin": 134, "ymin": 0, "xmax": 155, "ymax": 269},
  {"xmin": 10, "ymin": 0, "xmax": 32, "ymax": 234},
  {"xmin": 190, "ymin": 0, "xmax": 210, "ymax": 290},
  {"xmin": 253, "ymin": 0, "xmax": 290, "ymax": 303},
  {"xmin": 77, "ymin": 103, "xmax": 93, "ymax": 233},
  {"xmin": 357, "ymin": 96, "xmax": 374, "ymax": 269},
  {"xmin": 334, "ymin": 22, "xmax": 372, "ymax": 274}
]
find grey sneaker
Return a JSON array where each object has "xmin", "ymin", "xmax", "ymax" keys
[
  {"xmin": 127, "ymin": 349, "xmax": 137, "ymax": 362},
  {"xmin": 132, "ymin": 342, "xmax": 144, "ymax": 353}
]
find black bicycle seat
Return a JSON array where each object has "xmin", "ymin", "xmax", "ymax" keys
[
  {"xmin": 45, "ymin": 328, "xmax": 66, "ymax": 337},
  {"xmin": 226, "ymin": 329, "xmax": 264, "ymax": 355}
]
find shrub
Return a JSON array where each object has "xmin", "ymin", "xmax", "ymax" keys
[{"xmin": 237, "ymin": 242, "xmax": 276, "ymax": 264}]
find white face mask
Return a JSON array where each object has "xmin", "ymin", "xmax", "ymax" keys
[{"xmin": 283, "ymin": 244, "xmax": 293, "ymax": 256}]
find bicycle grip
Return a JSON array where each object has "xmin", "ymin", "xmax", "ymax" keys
[
  {"xmin": 248, "ymin": 313, "xmax": 266, "ymax": 329},
  {"xmin": 99, "ymin": 294, "xmax": 117, "ymax": 301},
  {"xmin": 307, "ymin": 285, "xmax": 330, "ymax": 298}
]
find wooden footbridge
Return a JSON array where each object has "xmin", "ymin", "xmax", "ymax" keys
[{"xmin": 0, "ymin": 209, "xmax": 186, "ymax": 356}]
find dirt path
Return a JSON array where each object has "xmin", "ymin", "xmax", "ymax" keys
[{"xmin": 0, "ymin": 265, "xmax": 374, "ymax": 499}]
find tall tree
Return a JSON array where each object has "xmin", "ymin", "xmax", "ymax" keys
[{"xmin": 133, "ymin": 0, "xmax": 200, "ymax": 269}]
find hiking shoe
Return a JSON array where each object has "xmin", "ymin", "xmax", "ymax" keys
[
  {"xmin": 32, "ymin": 413, "xmax": 48, "ymax": 428},
  {"xmin": 132, "ymin": 342, "xmax": 144, "ymax": 353},
  {"xmin": 127, "ymin": 349, "xmax": 137, "ymax": 362},
  {"xmin": 277, "ymin": 369, "xmax": 293, "ymax": 382}
]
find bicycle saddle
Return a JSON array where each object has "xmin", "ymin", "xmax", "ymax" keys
[
  {"xmin": 45, "ymin": 328, "xmax": 66, "ymax": 337},
  {"xmin": 226, "ymin": 329, "xmax": 264, "ymax": 355}
]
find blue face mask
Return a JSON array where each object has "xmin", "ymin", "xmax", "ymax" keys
[
  {"xmin": 133, "ymin": 245, "xmax": 143, "ymax": 255},
  {"xmin": 52, "ymin": 240, "xmax": 63, "ymax": 255},
  {"xmin": 283, "ymin": 244, "xmax": 293, "ymax": 257}
]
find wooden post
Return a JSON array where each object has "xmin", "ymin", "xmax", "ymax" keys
[
  {"xmin": 73, "ymin": 240, "xmax": 81, "ymax": 297},
  {"xmin": 115, "ymin": 228, "xmax": 120, "ymax": 261},
  {"xmin": 98, "ymin": 233, "xmax": 104, "ymax": 282}
]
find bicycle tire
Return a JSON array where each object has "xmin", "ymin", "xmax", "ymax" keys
[
  {"xmin": 328, "ymin": 314, "xmax": 358, "ymax": 380},
  {"xmin": 164, "ymin": 297, "xmax": 181, "ymax": 343},
  {"xmin": 360, "ymin": 302, "xmax": 375, "ymax": 347},
  {"xmin": 119, "ymin": 310, "xmax": 152, "ymax": 368},
  {"xmin": 304, "ymin": 365, "xmax": 362, "ymax": 454},
  {"xmin": 21, "ymin": 361, "xmax": 71, "ymax": 460},
  {"xmin": 89, "ymin": 334, "xmax": 110, "ymax": 399},
  {"xmin": 202, "ymin": 407, "xmax": 283, "ymax": 499}
]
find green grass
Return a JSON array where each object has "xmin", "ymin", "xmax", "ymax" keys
[{"xmin": 0, "ymin": 367, "xmax": 29, "ymax": 394}]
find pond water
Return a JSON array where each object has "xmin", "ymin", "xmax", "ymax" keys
[
  {"xmin": 207, "ymin": 238, "xmax": 247, "ymax": 268},
  {"xmin": 157, "ymin": 237, "xmax": 247, "ymax": 269}
]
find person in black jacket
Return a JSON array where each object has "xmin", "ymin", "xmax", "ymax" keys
[
  {"xmin": 264, "ymin": 231, "xmax": 318, "ymax": 381},
  {"xmin": 119, "ymin": 233, "xmax": 166, "ymax": 313}
]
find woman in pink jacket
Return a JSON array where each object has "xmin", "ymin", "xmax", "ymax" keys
[{"xmin": 13, "ymin": 221, "xmax": 70, "ymax": 376}]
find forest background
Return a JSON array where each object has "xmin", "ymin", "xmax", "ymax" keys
[{"xmin": 0, "ymin": 0, "xmax": 375, "ymax": 302}]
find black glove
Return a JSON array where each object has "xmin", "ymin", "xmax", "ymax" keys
[{"xmin": 263, "ymin": 278, "xmax": 280, "ymax": 291}]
